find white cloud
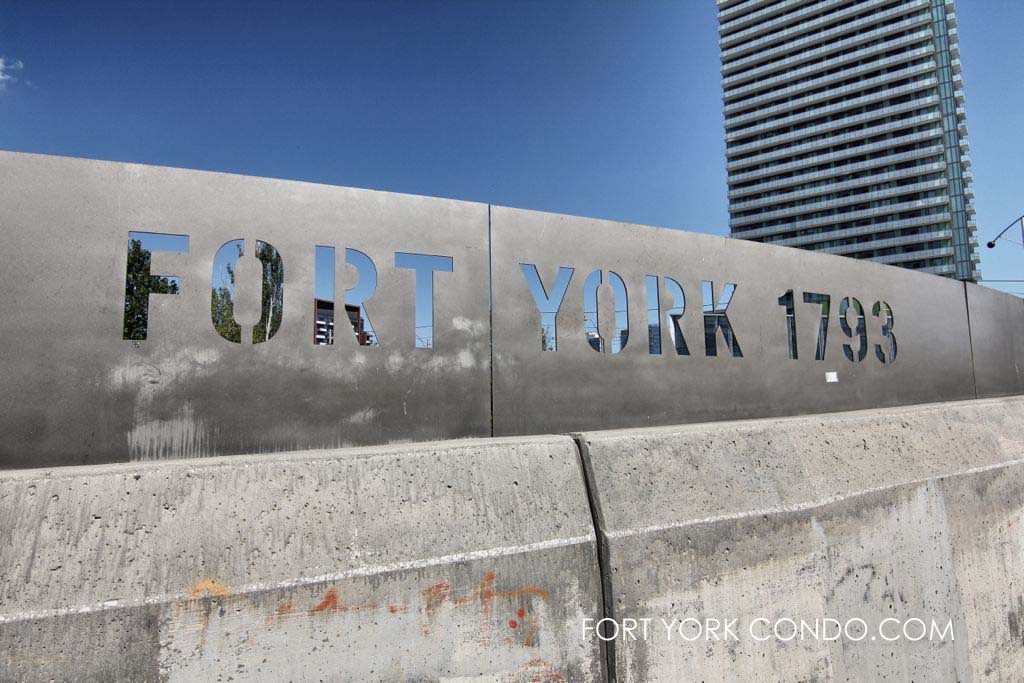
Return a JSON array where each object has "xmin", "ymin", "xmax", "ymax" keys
[{"xmin": 0, "ymin": 57, "xmax": 24, "ymax": 91}]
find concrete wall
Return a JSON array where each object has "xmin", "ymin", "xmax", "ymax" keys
[
  {"xmin": 1, "ymin": 153, "xmax": 1022, "ymax": 680},
  {"xmin": 3, "ymin": 397, "xmax": 1024, "ymax": 680},
  {"xmin": 0, "ymin": 436, "xmax": 603, "ymax": 681},
  {"xmin": 577, "ymin": 397, "xmax": 1024, "ymax": 681}
]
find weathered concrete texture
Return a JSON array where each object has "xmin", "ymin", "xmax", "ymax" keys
[
  {"xmin": 0, "ymin": 436, "xmax": 603, "ymax": 681},
  {"xmin": 577, "ymin": 396, "xmax": 1024, "ymax": 682}
]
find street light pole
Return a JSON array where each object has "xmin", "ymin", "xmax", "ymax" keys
[{"xmin": 986, "ymin": 215, "xmax": 1024, "ymax": 249}]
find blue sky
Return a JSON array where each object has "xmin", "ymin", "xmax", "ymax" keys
[{"xmin": 1, "ymin": 1, "xmax": 1022, "ymax": 292}]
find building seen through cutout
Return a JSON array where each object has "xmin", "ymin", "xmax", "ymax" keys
[{"xmin": 314, "ymin": 298, "xmax": 375, "ymax": 346}]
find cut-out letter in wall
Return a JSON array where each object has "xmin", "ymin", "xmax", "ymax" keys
[
  {"xmin": 345, "ymin": 248, "xmax": 379, "ymax": 347},
  {"xmin": 646, "ymin": 276, "xmax": 688, "ymax": 355},
  {"xmin": 777, "ymin": 289, "xmax": 798, "ymax": 360},
  {"xmin": 840, "ymin": 296, "xmax": 867, "ymax": 362},
  {"xmin": 253, "ymin": 241, "xmax": 284, "ymax": 344},
  {"xmin": 584, "ymin": 270, "xmax": 629, "ymax": 354},
  {"xmin": 662, "ymin": 277, "xmax": 688, "ymax": 356},
  {"xmin": 521, "ymin": 264, "xmax": 573, "ymax": 351},
  {"xmin": 395, "ymin": 252, "xmax": 453, "ymax": 349},
  {"xmin": 873, "ymin": 300, "xmax": 897, "ymax": 364},
  {"xmin": 211, "ymin": 239, "xmax": 244, "ymax": 344},
  {"xmin": 123, "ymin": 231, "xmax": 188, "ymax": 341},
  {"xmin": 315, "ymin": 246, "xmax": 379, "ymax": 347},
  {"xmin": 803, "ymin": 292, "xmax": 830, "ymax": 361},
  {"xmin": 210, "ymin": 239, "xmax": 284, "ymax": 344},
  {"xmin": 702, "ymin": 281, "xmax": 742, "ymax": 357}
]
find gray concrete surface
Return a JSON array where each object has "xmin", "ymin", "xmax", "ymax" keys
[
  {"xmin": 0, "ymin": 436, "xmax": 603, "ymax": 681},
  {"xmin": 577, "ymin": 396, "xmax": 1024, "ymax": 681},
  {"xmin": 3, "ymin": 397, "xmax": 1024, "ymax": 680},
  {"xmin": 3, "ymin": 150, "xmax": 1024, "ymax": 680}
]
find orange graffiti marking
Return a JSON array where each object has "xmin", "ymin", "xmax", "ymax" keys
[
  {"xmin": 306, "ymin": 588, "xmax": 378, "ymax": 616},
  {"xmin": 187, "ymin": 578, "xmax": 232, "ymax": 654},
  {"xmin": 422, "ymin": 581, "xmax": 451, "ymax": 635},
  {"xmin": 262, "ymin": 571, "xmax": 550, "ymax": 649},
  {"xmin": 421, "ymin": 572, "xmax": 548, "ymax": 645},
  {"xmin": 481, "ymin": 572, "xmax": 547, "ymax": 646},
  {"xmin": 352, "ymin": 602, "xmax": 380, "ymax": 612},
  {"xmin": 309, "ymin": 588, "xmax": 344, "ymax": 614},
  {"xmin": 189, "ymin": 579, "xmax": 230, "ymax": 598},
  {"xmin": 523, "ymin": 658, "xmax": 566, "ymax": 682}
]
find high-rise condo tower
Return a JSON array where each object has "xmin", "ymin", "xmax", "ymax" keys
[{"xmin": 720, "ymin": 0, "xmax": 979, "ymax": 280}]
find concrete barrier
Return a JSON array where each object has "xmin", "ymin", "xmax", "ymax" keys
[
  {"xmin": 5, "ymin": 398, "xmax": 1024, "ymax": 680},
  {"xmin": 576, "ymin": 396, "xmax": 1024, "ymax": 681},
  {"xmin": 0, "ymin": 436, "xmax": 603, "ymax": 681}
]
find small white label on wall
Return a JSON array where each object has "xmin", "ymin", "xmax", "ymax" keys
[{"xmin": 826, "ymin": 371, "xmax": 839, "ymax": 383}]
